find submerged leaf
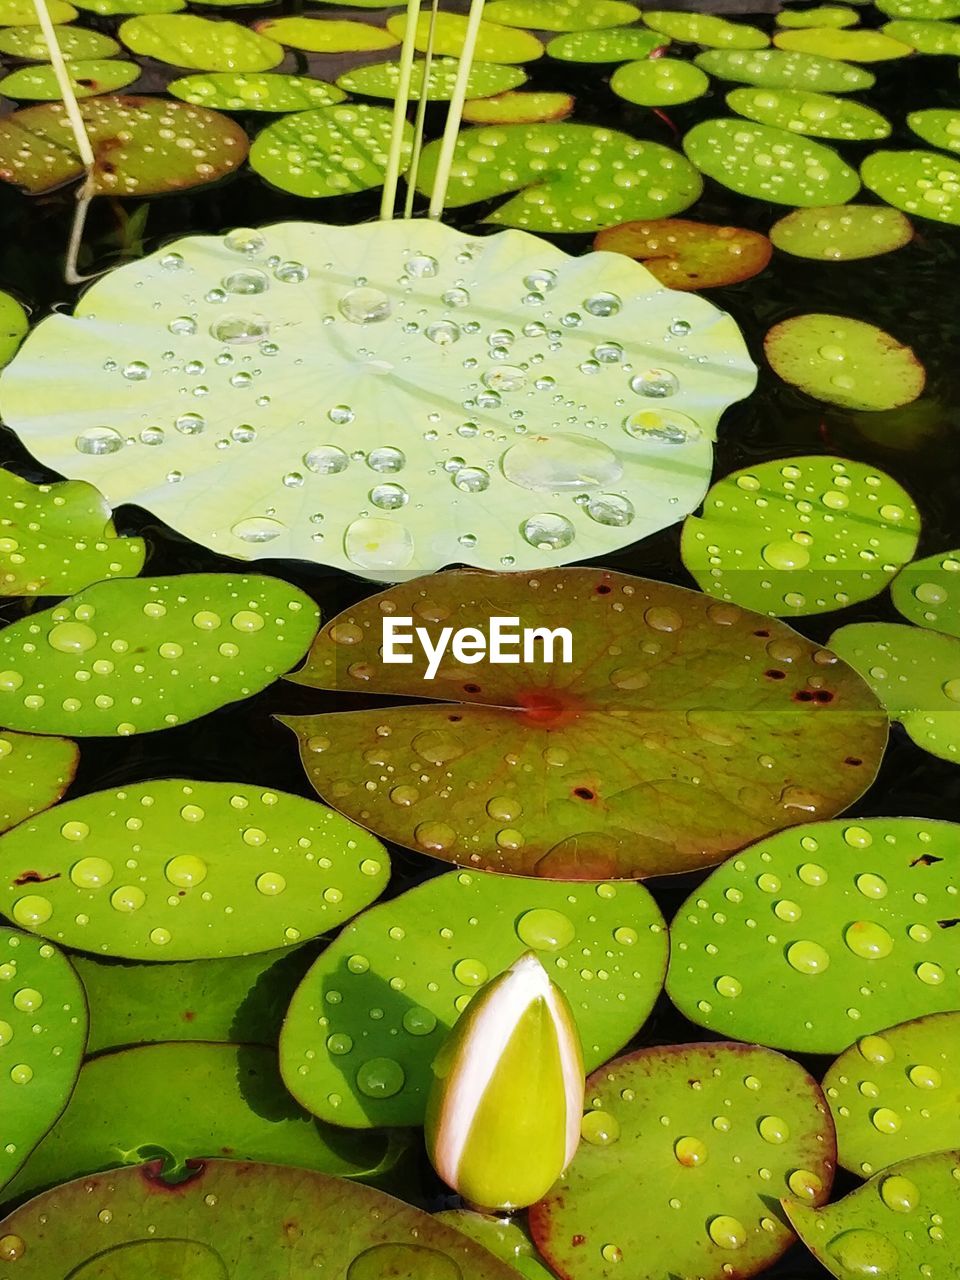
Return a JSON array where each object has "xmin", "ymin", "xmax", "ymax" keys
[
  {"xmin": 594, "ymin": 217, "xmax": 772, "ymax": 288},
  {"xmin": 337, "ymin": 57, "xmax": 526, "ymax": 101},
  {"xmin": 890, "ymin": 548, "xmax": 960, "ymax": 635},
  {"xmin": 483, "ymin": 0, "xmax": 640, "ymax": 31},
  {"xmin": 769, "ymin": 204, "xmax": 913, "ymax": 260},
  {"xmin": 280, "ymin": 868, "xmax": 666, "ymax": 1126},
  {"xmin": 253, "ymin": 17, "xmax": 398, "ymax": 53},
  {"xmin": 462, "ymin": 90, "xmax": 574, "ymax": 124},
  {"xmin": 611, "ymin": 58, "xmax": 709, "ymax": 106},
  {"xmin": 530, "ymin": 1043, "xmax": 836, "ymax": 1280},
  {"xmin": 0, "ymin": 731, "xmax": 78, "ymax": 834},
  {"xmin": 695, "ymin": 47, "xmax": 875, "ymax": 91},
  {"xmin": 862, "ymin": 149, "xmax": 960, "ymax": 226},
  {"xmin": 0, "ymin": 779, "xmax": 386, "ymax": 959},
  {"xmin": 667, "ymin": 818, "xmax": 960, "ymax": 1053},
  {"xmin": 284, "ymin": 568, "xmax": 884, "ymax": 878},
  {"xmin": 169, "ymin": 71, "xmax": 345, "ymax": 111},
  {"xmin": 119, "ymin": 14, "xmax": 283, "ymax": 70},
  {"xmin": 386, "ymin": 11, "xmax": 542, "ymax": 62},
  {"xmin": 0, "ymin": 60, "xmax": 140, "ymax": 100}
]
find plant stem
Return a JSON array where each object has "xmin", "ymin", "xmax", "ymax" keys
[
  {"xmin": 30, "ymin": 0, "xmax": 95, "ymax": 169},
  {"xmin": 403, "ymin": 0, "xmax": 440, "ymax": 219},
  {"xmin": 380, "ymin": 0, "xmax": 423, "ymax": 221},
  {"xmin": 427, "ymin": 0, "xmax": 485, "ymax": 220}
]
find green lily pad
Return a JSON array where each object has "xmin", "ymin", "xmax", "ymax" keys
[
  {"xmin": 908, "ymin": 108, "xmax": 960, "ymax": 154},
  {"xmin": 0, "ymin": 95, "xmax": 248, "ymax": 196},
  {"xmin": 0, "ymin": 24, "xmax": 119, "ymax": 58},
  {"xmin": 416, "ymin": 123, "xmax": 703, "ymax": 231},
  {"xmin": 0, "ymin": 0, "xmax": 74, "ymax": 22},
  {"xmin": 119, "ymin": 15, "xmax": 283, "ymax": 70},
  {"xmin": 643, "ymin": 10, "xmax": 769, "ymax": 49},
  {"xmin": 337, "ymin": 57, "xmax": 526, "ymax": 101},
  {"xmin": 668, "ymin": 817, "xmax": 960, "ymax": 1053},
  {"xmin": 681, "ymin": 456, "xmax": 920, "ymax": 617},
  {"xmin": 436, "ymin": 1212, "xmax": 553, "ymax": 1280},
  {"xmin": 891, "ymin": 548, "xmax": 960, "ymax": 635},
  {"xmin": 765, "ymin": 314, "xmax": 925, "ymax": 410},
  {"xmin": 0, "ymin": 220, "xmax": 751, "ymax": 576},
  {"xmin": 385, "ymin": 11, "xmax": 542, "ymax": 63},
  {"xmin": 696, "ymin": 47, "xmax": 875, "ymax": 91},
  {"xmin": 462, "ymin": 90, "xmax": 574, "ymax": 124},
  {"xmin": 0, "ymin": 731, "xmax": 78, "ymax": 835},
  {"xmin": 4, "ymin": 1042, "xmax": 391, "ymax": 1203},
  {"xmin": 280, "ymin": 868, "xmax": 666, "ymax": 1127},
  {"xmin": 253, "ymin": 17, "xmax": 398, "ymax": 53},
  {"xmin": 75, "ymin": 946, "xmax": 316, "ymax": 1052},
  {"xmin": 769, "ymin": 204, "xmax": 913, "ymax": 260},
  {"xmin": 784, "ymin": 1150, "xmax": 960, "ymax": 1280},
  {"xmin": 728, "ymin": 86, "xmax": 890, "ymax": 140},
  {"xmin": 862, "ymin": 149, "xmax": 960, "ymax": 225},
  {"xmin": 530, "ymin": 1043, "xmax": 836, "ymax": 1280},
  {"xmin": 778, "ymin": 5, "xmax": 861, "ymax": 27},
  {"xmin": 0, "ymin": 1160, "xmax": 521, "ymax": 1279},
  {"xmin": 250, "ymin": 104, "xmax": 409, "ymax": 197},
  {"xmin": 0, "ymin": 928, "xmax": 86, "ymax": 1192},
  {"xmin": 0, "ymin": 779, "xmax": 386, "ymax": 959},
  {"xmin": 169, "ymin": 71, "xmax": 344, "ymax": 111},
  {"xmin": 774, "ymin": 27, "xmax": 914, "ymax": 59},
  {"xmin": 72, "ymin": 0, "xmax": 184, "ymax": 14},
  {"xmin": 483, "ymin": 0, "xmax": 640, "ymax": 32},
  {"xmin": 824, "ymin": 1013, "xmax": 960, "ymax": 1175},
  {"xmin": 283, "ymin": 567, "xmax": 884, "ymax": 878},
  {"xmin": 0, "ymin": 574, "xmax": 317, "ymax": 737},
  {"xmin": 546, "ymin": 26, "xmax": 665, "ymax": 62},
  {"xmin": 0, "ymin": 468, "xmax": 145, "ymax": 596},
  {"xmin": 829, "ymin": 621, "xmax": 960, "ymax": 762},
  {"xmin": 882, "ymin": 16, "xmax": 960, "ymax": 50},
  {"xmin": 877, "ymin": 0, "xmax": 960, "ymax": 17},
  {"xmin": 594, "ymin": 217, "xmax": 772, "ymax": 288},
  {"xmin": 683, "ymin": 118, "xmax": 860, "ymax": 205},
  {"xmin": 0, "ymin": 294, "xmax": 26, "ymax": 371},
  {"xmin": 0, "ymin": 59, "xmax": 140, "ymax": 100},
  {"xmin": 611, "ymin": 58, "xmax": 709, "ymax": 107}
]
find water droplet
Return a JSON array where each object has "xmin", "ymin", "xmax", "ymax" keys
[
  {"xmin": 762, "ymin": 541, "xmax": 810, "ymax": 571},
  {"xmin": 426, "ymin": 320, "xmax": 460, "ymax": 345},
  {"xmin": 356, "ymin": 1057, "xmax": 405, "ymax": 1098},
  {"xmin": 584, "ymin": 291, "xmax": 621, "ymax": 317},
  {"xmin": 47, "ymin": 620, "xmax": 98, "ymax": 654},
  {"xmin": 452, "ymin": 467, "xmax": 490, "ymax": 493},
  {"xmin": 859, "ymin": 1035, "xmax": 894, "ymax": 1066},
  {"xmin": 758, "ymin": 1115, "xmax": 790, "ymax": 1144},
  {"xmin": 715, "ymin": 975, "xmax": 742, "ymax": 998},
  {"xmin": 414, "ymin": 821, "xmax": 456, "ymax": 852},
  {"xmin": 581, "ymin": 1109, "xmax": 620, "ymax": 1145},
  {"xmin": 165, "ymin": 855, "xmax": 207, "ymax": 888},
  {"xmin": 370, "ymin": 483, "xmax": 408, "ymax": 510},
  {"xmin": 787, "ymin": 1168, "xmax": 823, "ymax": 1200},
  {"xmin": 483, "ymin": 364, "xmax": 526, "ymax": 393},
  {"xmin": 828, "ymin": 1229, "xmax": 899, "ymax": 1276},
  {"xmin": 675, "ymin": 1136, "xmax": 708, "ymax": 1166},
  {"xmin": 122, "ymin": 360, "xmax": 150, "ymax": 381},
  {"xmin": 231, "ymin": 516, "xmax": 285, "ymax": 544},
  {"xmin": 623, "ymin": 408, "xmax": 700, "ymax": 443},
  {"xmin": 708, "ymin": 1216, "xmax": 746, "ymax": 1249},
  {"xmin": 453, "ymin": 958, "xmax": 488, "ymax": 987},
  {"xmin": 149, "ymin": 927, "xmax": 171, "ymax": 946},
  {"xmin": 12, "ymin": 896, "xmax": 52, "ymax": 927},
  {"xmin": 502, "ymin": 434, "xmax": 622, "ymax": 493},
  {"xmin": 871, "ymin": 1107, "xmax": 901, "ymax": 1134},
  {"xmin": 70, "ymin": 857, "xmax": 114, "ymax": 889},
  {"xmin": 344, "ymin": 518, "xmax": 415, "ymax": 571},
  {"xmin": 630, "ymin": 368, "xmax": 679, "ymax": 398},
  {"xmin": 9, "ymin": 1064, "xmax": 32, "ymax": 1085},
  {"xmin": 274, "ymin": 261, "xmax": 308, "ymax": 284},
  {"xmin": 917, "ymin": 961, "xmax": 945, "ymax": 985},
  {"xmin": 304, "ymin": 445, "xmax": 349, "ymax": 475},
  {"xmin": 855, "ymin": 873, "xmax": 887, "ymax": 900},
  {"xmin": 787, "ymin": 940, "xmax": 830, "ymax": 975},
  {"xmin": 12, "ymin": 988, "xmax": 41, "ymax": 1013},
  {"xmin": 844, "ymin": 826, "xmax": 873, "ymax": 849},
  {"xmin": 225, "ymin": 228, "xmax": 265, "ymax": 255},
  {"xmin": 798, "ymin": 863, "xmax": 828, "ymax": 887},
  {"xmin": 517, "ymin": 908, "xmax": 575, "ymax": 952},
  {"xmin": 339, "ymin": 287, "xmax": 391, "ymax": 324},
  {"xmin": 909, "ymin": 1063, "xmax": 941, "ymax": 1089},
  {"xmin": 521, "ymin": 513, "xmax": 575, "ymax": 551},
  {"xmin": 880, "ymin": 1174, "xmax": 920, "ymax": 1213},
  {"xmin": 367, "ymin": 447, "xmax": 406, "ymax": 473},
  {"xmin": 845, "ymin": 921, "xmax": 894, "ymax": 960},
  {"xmin": 110, "ymin": 885, "xmax": 145, "ymax": 913},
  {"xmin": 401, "ymin": 1007, "xmax": 437, "ymax": 1036},
  {"xmin": 585, "ymin": 493, "xmax": 634, "ymax": 526},
  {"xmin": 210, "ymin": 314, "xmax": 269, "ymax": 345},
  {"xmin": 0, "ymin": 1236, "xmax": 25, "ymax": 1262},
  {"xmin": 347, "ymin": 1244, "xmax": 461, "ymax": 1280}
]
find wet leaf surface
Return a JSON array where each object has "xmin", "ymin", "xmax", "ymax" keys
[
  {"xmin": 0, "ymin": 0, "xmax": 75, "ymax": 21},
  {"xmin": 119, "ymin": 15, "xmax": 283, "ymax": 70},
  {"xmin": 695, "ymin": 47, "xmax": 876, "ymax": 91},
  {"xmin": 72, "ymin": 0, "xmax": 183, "ymax": 13},
  {"xmin": 0, "ymin": 60, "xmax": 140, "ymax": 100},
  {"xmin": 483, "ymin": 0, "xmax": 640, "ymax": 31},
  {"xmin": 727, "ymin": 87, "xmax": 890, "ymax": 140},
  {"xmin": 253, "ymin": 16, "xmax": 398, "ymax": 54},
  {"xmin": 169, "ymin": 71, "xmax": 344, "ymax": 111},
  {"xmin": 462, "ymin": 90, "xmax": 574, "ymax": 124},
  {"xmin": 862, "ymin": 149, "xmax": 960, "ymax": 225},
  {"xmin": 594, "ymin": 216, "xmax": 772, "ymax": 288},
  {"xmin": 907, "ymin": 107, "xmax": 960, "ymax": 154},
  {"xmin": 385, "ymin": 11, "xmax": 543, "ymax": 63},
  {"xmin": 0, "ymin": 24, "xmax": 118, "ymax": 57},
  {"xmin": 250, "ymin": 104, "xmax": 408, "ymax": 197},
  {"xmin": 337, "ymin": 57, "xmax": 526, "ymax": 101},
  {"xmin": 778, "ymin": 5, "xmax": 861, "ymax": 28},
  {"xmin": 773, "ymin": 26, "xmax": 914, "ymax": 59},
  {"xmin": 769, "ymin": 204, "xmax": 913, "ymax": 260},
  {"xmin": 0, "ymin": 731, "xmax": 78, "ymax": 834},
  {"xmin": 643, "ymin": 10, "xmax": 769, "ymax": 49},
  {"xmin": 611, "ymin": 58, "xmax": 709, "ymax": 107},
  {"xmin": 546, "ymin": 26, "xmax": 665, "ymax": 62},
  {"xmin": 882, "ymin": 17, "xmax": 960, "ymax": 51},
  {"xmin": 285, "ymin": 567, "xmax": 884, "ymax": 878},
  {"xmin": 0, "ymin": 295, "xmax": 26, "ymax": 370},
  {"xmin": 890, "ymin": 548, "xmax": 960, "ymax": 635}
]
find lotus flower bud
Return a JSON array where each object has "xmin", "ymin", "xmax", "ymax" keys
[{"xmin": 425, "ymin": 951, "xmax": 585, "ymax": 1211}]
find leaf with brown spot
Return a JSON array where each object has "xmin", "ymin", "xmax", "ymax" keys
[{"xmin": 594, "ymin": 217, "xmax": 772, "ymax": 289}]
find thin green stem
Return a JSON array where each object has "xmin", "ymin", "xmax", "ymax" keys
[
  {"xmin": 380, "ymin": 0, "xmax": 423, "ymax": 221},
  {"xmin": 403, "ymin": 0, "xmax": 440, "ymax": 219},
  {"xmin": 428, "ymin": 0, "xmax": 486, "ymax": 219}
]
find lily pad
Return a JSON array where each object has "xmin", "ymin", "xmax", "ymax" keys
[
  {"xmin": 72, "ymin": 0, "xmax": 184, "ymax": 14},
  {"xmin": 0, "ymin": 60, "xmax": 140, "ymax": 100},
  {"xmin": 0, "ymin": 928, "xmax": 86, "ymax": 1192},
  {"xmin": 891, "ymin": 548, "xmax": 960, "ymax": 635},
  {"xmin": 907, "ymin": 107, "xmax": 960, "ymax": 154},
  {"xmin": 0, "ymin": 731, "xmax": 78, "ymax": 834},
  {"xmin": 119, "ymin": 15, "xmax": 283, "ymax": 70},
  {"xmin": 0, "ymin": 1160, "xmax": 521, "ymax": 1280},
  {"xmin": 778, "ymin": 5, "xmax": 860, "ymax": 27},
  {"xmin": 882, "ymin": 17, "xmax": 960, "ymax": 51},
  {"xmin": 829, "ymin": 621, "xmax": 960, "ymax": 762},
  {"xmin": 385, "ymin": 11, "xmax": 542, "ymax": 63},
  {"xmin": 0, "ymin": 0, "xmax": 74, "ymax": 21},
  {"xmin": 728, "ymin": 87, "xmax": 890, "ymax": 140},
  {"xmin": 681, "ymin": 456, "xmax": 920, "ymax": 616},
  {"xmin": 824, "ymin": 1012, "xmax": 960, "ymax": 1175},
  {"xmin": 683, "ymin": 118, "xmax": 860, "ymax": 205},
  {"xmin": 0, "ymin": 220, "xmax": 752, "ymax": 577},
  {"xmin": 0, "ymin": 574, "xmax": 318, "ymax": 737},
  {"xmin": 0, "ymin": 779, "xmax": 386, "ymax": 959},
  {"xmin": 667, "ymin": 817, "xmax": 960, "ymax": 1053},
  {"xmin": 546, "ymin": 26, "xmax": 665, "ymax": 62},
  {"xmin": 769, "ymin": 204, "xmax": 913, "ymax": 260},
  {"xmin": 785, "ymin": 1150, "xmax": 960, "ymax": 1280},
  {"xmin": 462, "ymin": 90, "xmax": 574, "ymax": 124},
  {"xmin": 877, "ymin": 0, "xmax": 960, "ymax": 16},
  {"xmin": 169, "ymin": 71, "xmax": 344, "ymax": 111},
  {"xmin": 483, "ymin": 0, "xmax": 640, "ymax": 32},
  {"xmin": 283, "ymin": 567, "xmax": 885, "ymax": 878},
  {"xmin": 862, "ymin": 149, "xmax": 960, "ymax": 226},
  {"xmin": 416, "ymin": 123, "xmax": 703, "ymax": 231},
  {"xmin": 696, "ymin": 47, "xmax": 875, "ymax": 91},
  {"xmin": 4, "ymin": 1042, "xmax": 391, "ymax": 1203},
  {"xmin": 611, "ymin": 58, "xmax": 710, "ymax": 107},
  {"xmin": 280, "ymin": 868, "xmax": 666, "ymax": 1127},
  {"xmin": 0, "ymin": 24, "xmax": 119, "ymax": 58},
  {"xmin": 0, "ymin": 294, "xmax": 26, "ymax": 371},
  {"xmin": 250, "ymin": 104, "xmax": 409, "ymax": 197},
  {"xmin": 765, "ymin": 314, "xmax": 925, "ymax": 411},
  {"xmin": 0, "ymin": 468, "xmax": 145, "ymax": 596},
  {"xmin": 774, "ymin": 27, "xmax": 914, "ymax": 59},
  {"xmin": 337, "ymin": 57, "xmax": 526, "ymax": 101},
  {"xmin": 593, "ymin": 217, "xmax": 772, "ymax": 289},
  {"xmin": 530, "ymin": 1043, "xmax": 836, "ymax": 1280},
  {"xmin": 0, "ymin": 96, "xmax": 248, "ymax": 196},
  {"xmin": 436, "ymin": 1212, "xmax": 554, "ymax": 1280},
  {"xmin": 254, "ymin": 17, "xmax": 397, "ymax": 54},
  {"xmin": 643, "ymin": 10, "xmax": 769, "ymax": 49}
]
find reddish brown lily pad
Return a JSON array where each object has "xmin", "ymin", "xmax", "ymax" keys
[
  {"xmin": 0, "ymin": 95, "xmax": 248, "ymax": 196},
  {"xmin": 594, "ymin": 217, "xmax": 772, "ymax": 289},
  {"xmin": 282, "ymin": 568, "xmax": 886, "ymax": 880}
]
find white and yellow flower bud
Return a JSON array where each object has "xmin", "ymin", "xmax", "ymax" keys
[{"xmin": 425, "ymin": 951, "xmax": 584, "ymax": 1211}]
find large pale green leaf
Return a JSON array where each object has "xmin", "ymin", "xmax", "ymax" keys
[
  {"xmin": 119, "ymin": 15, "xmax": 283, "ymax": 71},
  {"xmin": 283, "ymin": 567, "xmax": 885, "ymax": 878},
  {"xmin": 280, "ymin": 868, "xmax": 667, "ymax": 1127},
  {"xmin": 0, "ymin": 731, "xmax": 77, "ymax": 835},
  {"xmin": 0, "ymin": 219, "xmax": 752, "ymax": 579},
  {"xmin": 0, "ymin": 780, "xmax": 387, "ymax": 959},
  {"xmin": 0, "ymin": 1160, "xmax": 520, "ymax": 1278}
]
